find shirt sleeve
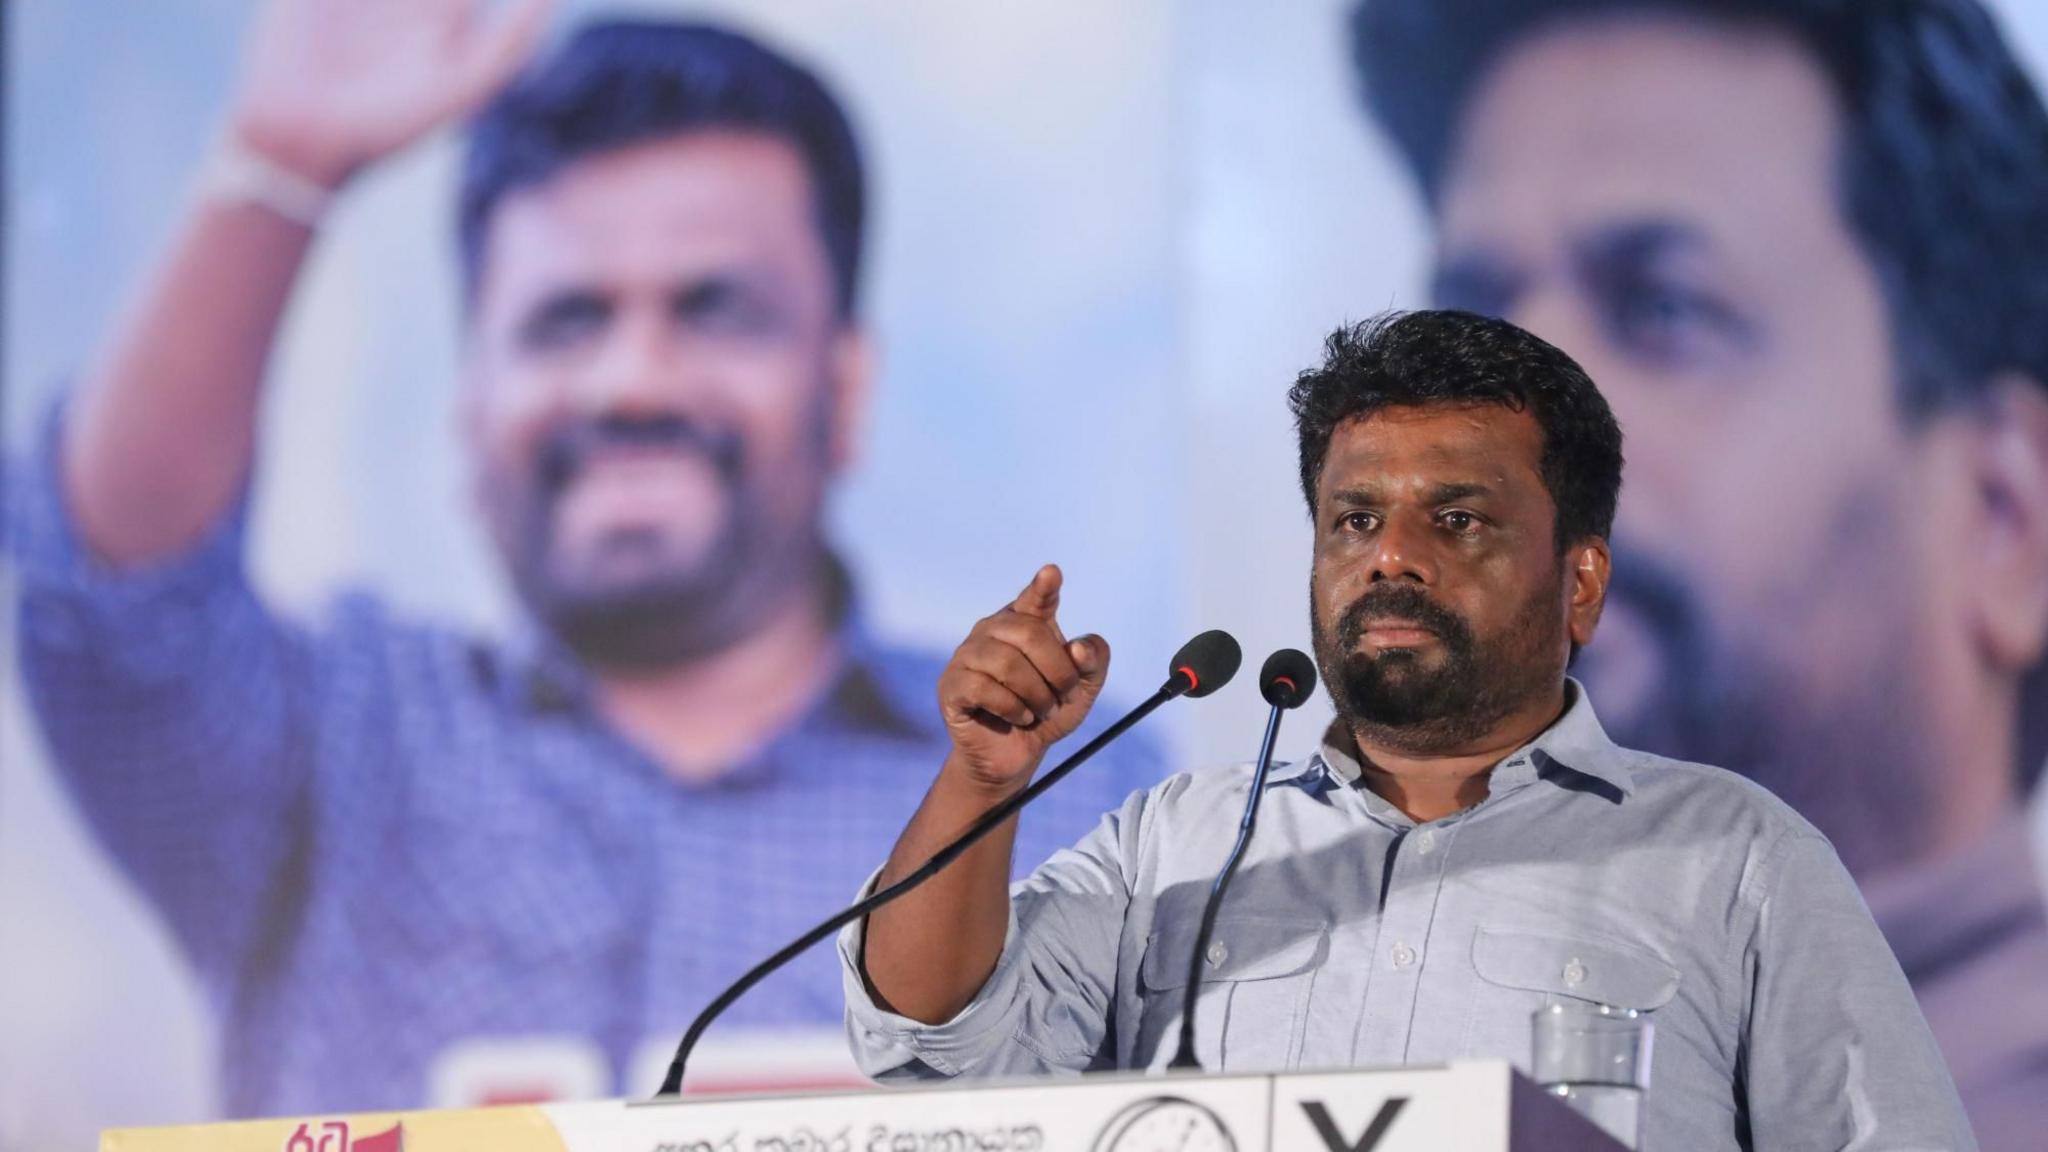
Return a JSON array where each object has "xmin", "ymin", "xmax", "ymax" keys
[
  {"xmin": 1010, "ymin": 715, "xmax": 1169, "ymax": 878},
  {"xmin": 6, "ymin": 403, "xmax": 318, "ymax": 996},
  {"xmin": 1743, "ymin": 832, "xmax": 1978, "ymax": 1151},
  {"xmin": 841, "ymin": 787, "xmax": 1147, "ymax": 1081}
]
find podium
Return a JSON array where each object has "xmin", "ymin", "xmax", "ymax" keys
[{"xmin": 101, "ymin": 1060, "xmax": 1626, "ymax": 1151}]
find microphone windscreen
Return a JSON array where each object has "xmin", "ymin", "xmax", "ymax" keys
[
  {"xmin": 1258, "ymin": 648, "xmax": 1318, "ymax": 709},
  {"xmin": 1168, "ymin": 630, "xmax": 1241, "ymax": 698}
]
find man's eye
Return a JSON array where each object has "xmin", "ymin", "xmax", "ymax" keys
[
  {"xmin": 518, "ymin": 298, "xmax": 609, "ymax": 351},
  {"xmin": 1440, "ymin": 510, "xmax": 1479, "ymax": 533},
  {"xmin": 675, "ymin": 281, "xmax": 784, "ymax": 339},
  {"xmin": 1619, "ymin": 285, "xmax": 1704, "ymax": 331},
  {"xmin": 1339, "ymin": 512, "xmax": 1377, "ymax": 533},
  {"xmin": 1604, "ymin": 279, "xmax": 1744, "ymax": 367}
]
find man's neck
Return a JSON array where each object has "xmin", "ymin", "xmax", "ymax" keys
[
  {"xmin": 1347, "ymin": 687, "xmax": 1570, "ymax": 823},
  {"xmin": 589, "ymin": 585, "xmax": 844, "ymax": 785}
]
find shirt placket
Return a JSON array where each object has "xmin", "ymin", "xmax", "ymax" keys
[{"xmin": 1351, "ymin": 814, "xmax": 1456, "ymax": 1065}]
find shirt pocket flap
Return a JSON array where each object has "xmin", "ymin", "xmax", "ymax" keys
[
  {"xmin": 1471, "ymin": 926, "xmax": 1680, "ymax": 1010},
  {"xmin": 1141, "ymin": 917, "xmax": 1328, "ymax": 989}
]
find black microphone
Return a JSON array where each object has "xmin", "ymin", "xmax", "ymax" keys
[
  {"xmin": 1167, "ymin": 647, "xmax": 1318, "ymax": 1072},
  {"xmin": 655, "ymin": 629, "xmax": 1242, "ymax": 1097},
  {"xmin": 1164, "ymin": 628, "xmax": 1240, "ymax": 699}
]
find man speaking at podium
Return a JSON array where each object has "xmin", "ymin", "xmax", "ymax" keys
[{"xmin": 841, "ymin": 310, "xmax": 1974, "ymax": 1149}]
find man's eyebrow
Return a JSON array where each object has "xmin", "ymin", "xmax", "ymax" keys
[
  {"xmin": 1430, "ymin": 249, "xmax": 1522, "ymax": 312},
  {"xmin": 1327, "ymin": 481, "xmax": 1495, "ymax": 507},
  {"xmin": 517, "ymin": 286, "xmax": 612, "ymax": 328},
  {"xmin": 1433, "ymin": 217, "xmax": 1714, "ymax": 305},
  {"xmin": 1428, "ymin": 481, "xmax": 1494, "ymax": 503},
  {"xmin": 1576, "ymin": 216, "xmax": 1712, "ymax": 268},
  {"xmin": 670, "ymin": 274, "xmax": 746, "ymax": 313},
  {"xmin": 1326, "ymin": 486, "xmax": 1382, "ymax": 508}
]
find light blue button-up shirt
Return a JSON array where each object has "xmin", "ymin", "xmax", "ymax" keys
[{"xmin": 842, "ymin": 684, "xmax": 1975, "ymax": 1151}]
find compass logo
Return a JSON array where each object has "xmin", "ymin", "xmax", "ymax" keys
[{"xmin": 1091, "ymin": 1096, "xmax": 1237, "ymax": 1152}]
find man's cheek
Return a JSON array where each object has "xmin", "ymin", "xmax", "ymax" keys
[{"xmin": 481, "ymin": 368, "xmax": 576, "ymax": 445}]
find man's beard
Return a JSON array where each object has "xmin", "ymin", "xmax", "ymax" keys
[
  {"xmin": 1573, "ymin": 538, "xmax": 1935, "ymax": 878},
  {"xmin": 1311, "ymin": 573, "xmax": 1567, "ymax": 755},
  {"xmin": 497, "ymin": 412, "xmax": 767, "ymax": 670}
]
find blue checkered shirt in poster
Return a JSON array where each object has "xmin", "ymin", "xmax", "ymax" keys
[{"xmin": 7, "ymin": 423, "xmax": 1166, "ymax": 1116}]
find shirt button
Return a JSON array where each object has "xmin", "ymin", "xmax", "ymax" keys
[
  {"xmin": 1206, "ymin": 942, "xmax": 1228, "ymax": 967},
  {"xmin": 1416, "ymin": 829, "xmax": 1437, "ymax": 855},
  {"xmin": 1563, "ymin": 959, "xmax": 1588, "ymax": 988},
  {"xmin": 1391, "ymin": 943, "xmax": 1416, "ymax": 968}
]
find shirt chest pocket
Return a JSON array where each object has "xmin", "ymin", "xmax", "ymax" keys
[
  {"xmin": 1136, "ymin": 917, "xmax": 1328, "ymax": 1073},
  {"xmin": 1462, "ymin": 926, "xmax": 1681, "ymax": 1064}
]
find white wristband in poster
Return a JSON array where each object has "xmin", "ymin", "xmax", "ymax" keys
[{"xmin": 194, "ymin": 142, "xmax": 336, "ymax": 229}]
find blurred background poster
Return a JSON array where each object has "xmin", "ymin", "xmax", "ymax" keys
[{"xmin": 5, "ymin": 1, "xmax": 2047, "ymax": 1148}]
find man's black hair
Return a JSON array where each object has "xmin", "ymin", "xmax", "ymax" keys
[
  {"xmin": 1289, "ymin": 309, "xmax": 1626, "ymax": 555},
  {"xmin": 1353, "ymin": 0, "xmax": 2048, "ymax": 416},
  {"xmin": 1351, "ymin": 0, "xmax": 2048, "ymax": 787},
  {"xmin": 460, "ymin": 20, "xmax": 865, "ymax": 316}
]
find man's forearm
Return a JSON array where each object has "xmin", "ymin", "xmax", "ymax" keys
[
  {"xmin": 65, "ymin": 194, "xmax": 315, "ymax": 568},
  {"xmin": 862, "ymin": 756, "xmax": 1029, "ymax": 1025},
  {"xmin": 866, "ymin": 567, "xmax": 1107, "ymax": 1026}
]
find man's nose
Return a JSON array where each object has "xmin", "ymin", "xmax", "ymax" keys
[
  {"xmin": 1370, "ymin": 514, "xmax": 1437, "ymax": 585},
  {"xmin": 577, "ymin": 309, "xmax": 699, "ymax": 418}
]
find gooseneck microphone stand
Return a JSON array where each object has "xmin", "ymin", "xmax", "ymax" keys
[
  {"xmin": 656, "ymin": 629, "xmax": 1242, "ymax": 1097},
  {"xmin": 1167, "ymin": 648, "xmax": 1318, "ymax": 1071}
]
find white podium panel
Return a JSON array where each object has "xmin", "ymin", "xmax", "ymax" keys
[{"xmin": 103, "ymin": 1060, "xmax": 1624, "ymax": 1152}]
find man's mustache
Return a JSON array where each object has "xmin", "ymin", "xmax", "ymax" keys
[
  {"xmin": 1334, "ymin": 583, "xmax": 1472, "ymax": 651},
  {"xmin": 535, "ymin": 413, "xmax": 745, "ymax": 496}
]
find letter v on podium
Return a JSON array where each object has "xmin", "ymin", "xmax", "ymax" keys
[{"xmin": 1300, "ymin": 1098, "xmax": 1409, "ymax": 1152}]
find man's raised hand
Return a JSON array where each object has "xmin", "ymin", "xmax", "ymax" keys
[
  {"xmin": 229, "ymin": 0, "xmax": 553, "ymax": 191},
  {"xmin": 937, "ymin": 565, "xmax": 1111, "ymax": 794}
]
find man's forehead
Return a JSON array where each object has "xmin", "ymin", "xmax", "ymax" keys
[
  {"xmin": 1435, "ymin": 14, "xmax": 1842, "ymax": 266},
  {"xmin": 1321, "ymin": 404, "xmax": 1544, "ymax": 491},
  {"xmin": 475, "ymin": 133, "xmax": 823, "ymax": 303}
]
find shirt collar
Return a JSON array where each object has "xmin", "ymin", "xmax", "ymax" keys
[{"xmin": 1294, "ymin": 677, "xmax": 1634, "ymax": 800}]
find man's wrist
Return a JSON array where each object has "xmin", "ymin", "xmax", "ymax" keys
[
  {"xmin": 224, "ymin": 107, "xmax": 366, "ymax": 188},
  {"xmin": 193, "ymin": 138, "xmax": 340, "ymax": 230},
  {"xmin": 935, "ymin": 751, "xmax": 1039, "ymax": 810}
]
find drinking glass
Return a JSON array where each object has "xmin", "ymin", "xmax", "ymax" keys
[{"xmin": 1531, "ymin": 1002, "xmax": 1653, "ymax": 1149}]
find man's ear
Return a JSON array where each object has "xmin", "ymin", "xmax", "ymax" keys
[
  {"xmin": 825, "ymin": 324, "xmax": 875, "ymax": 475},
  {"xmin": 1567, "ymin": 537, "xmax": 1612, "ymax": 648},
  {"xmin": 1969, "ymin": 375, "xmax": 2048, "ymax": 674}
]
